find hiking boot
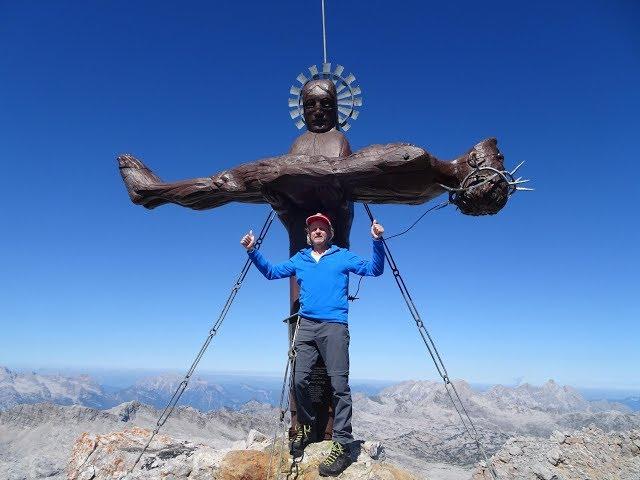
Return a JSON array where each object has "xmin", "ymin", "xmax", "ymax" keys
[
  {"xmin": 289, "ymin": 424, "xmax": 312, "ymax": 457},
  {"xmin": 318, "ymin": 441, "xmax": 352, "ymax": 476}
]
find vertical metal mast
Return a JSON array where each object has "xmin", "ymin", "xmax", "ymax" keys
[{"xmin": 321, "ymin": 0, "xmax": 328, "ymax": 63}]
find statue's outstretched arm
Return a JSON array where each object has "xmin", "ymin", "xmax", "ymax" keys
[
  {"xmin": 237, "ymin": 137, "xmax": 508, "ymax": 215},
  {"xmin": 117, "ymin": 154, "xmax": 268, "ymax": 210},
  {"xmin": 118, "ymin": 137, "xmax": 507, "ymax": 215}
]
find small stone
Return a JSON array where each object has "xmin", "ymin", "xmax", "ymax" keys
[
  {"xmin": 362, "ymin": 440, "xmax": 385, "ymax": 460},
  {"xmin": 564, "ymin": 436, "xmax": 583, "ymax": 445},
  {"xmin": 532, "ymin": 462, "xmax": 556, "ymax": 480},
  {"xmin": 508, "ymin": 444, "xmax": 523, "ymax": 456},
  {"xmin": 546, "ymin": 446, "xmax": 563, "ymax": 466}
]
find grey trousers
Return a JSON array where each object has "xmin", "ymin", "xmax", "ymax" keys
[{"xmin": 293, "ymin": 317, "xmax": 353, "ymax": 444}]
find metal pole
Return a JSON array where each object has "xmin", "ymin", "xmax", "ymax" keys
[{"xmin": 321, "ymin": 0, "xmax": 327, "ymax": 63}]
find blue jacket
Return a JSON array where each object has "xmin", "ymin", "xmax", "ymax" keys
[{"xmin": 248, "ymin": 240, "xmax": 385, "ymax": 323}]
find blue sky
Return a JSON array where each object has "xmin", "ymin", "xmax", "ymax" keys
[{"xmin": 1, "ymin": 0, "xmax": 638, "ymax": 390}]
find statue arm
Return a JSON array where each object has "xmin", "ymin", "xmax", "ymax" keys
[
  {"xmin": 117, "ymin": 154, "xmax": 267, "ymax": 210},
  {"xmin": 117, "ymin": 137, "xmax": 507, "ymax": 215},
  {"xmin": 240, "ymin": 138, "xmax": 505, "ymax": 209}
]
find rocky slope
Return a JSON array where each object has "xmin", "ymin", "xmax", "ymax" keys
[
  {"xmin": 472, "ymin": 426, "xmax": 640, "ymax": 480},
  {"xmin": 67, "ymin": 427, "xmax": 416, "ymax": 480},
  {"xmin": 352, "ymin": 379, "xmax": 639, "ymax": 467},
  {"xmin": 0, "ymin": 401, "xmax": 275, "ymax": 480}
]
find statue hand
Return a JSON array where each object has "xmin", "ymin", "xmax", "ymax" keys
[
  {"xmin": 451, "ymin": 139, "xmax": 509, "ymax": 216},
  {"xmin": 117, "ymin": 153, "xmax": 163, "ymax": 205}
]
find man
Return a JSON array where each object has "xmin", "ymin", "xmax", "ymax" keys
[{"xmin": 240, "ymin": 213, "xmax": 385, "ymax": 476}]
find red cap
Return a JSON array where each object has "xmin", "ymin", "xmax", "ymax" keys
[{"xmin": 305, "ymin": 212, "xmax": 332, "ymax": 228}]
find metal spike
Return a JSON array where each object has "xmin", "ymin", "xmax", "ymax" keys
[
  {"xmin": 289, "ymin": 110, "xmax": 301, "ymax": 119},
  {"xmin": 308, "ymin": 65, "xmax": 319, "ymax": 77},
  {"xmin": 352, "ymin": 86, "xmax": 361, "ymax": 96},
  {"xmin": 295, "ymin": 119, "xmax": 305, "ymax": 129},
  {"xmin": 342, "ymin": 123, "xmax": 351, "ymax": 132},
  {"xmin": 338, "ymin": 114, "xmax": 347, "ymax": 124},
  {"xmin": 334, "ymin": 64, "xmax": 344, "ymax": 77},
  {"xmin": 290, "ymin": 86, "xmax": 301, "ymax": 96},
  {"xmin": 510, "ymin": 161, "xmax": 525, "ymax": 176},
  {"xmin": 322, "ymin": 63, "xmax": 332, "ymax": 74},
  {"xmin": 515, "ymin": 186, "xmax": 534, "ymax": 191},
  {"xmin": 351, "ymin": 110, "xmax": 359, "ymax": 120},
  {"xmin": 337, "ymin": 99, "xmax": 353, "ymax": 106},
  {"xmin": 296, "ymin": 73, "xmax": 308, "ymax": 85},
  {"xmin": 332, "ymin": 79, "xmax": 338, "ymax": 86},
  {"xmin": 336, "ymin": 83, "xmax": 347, "ymax": 94},
  {"xmin": 338, "ymin": 106, "xmax": 352, "ymax": 116},
  {"xmin": 288, "ymin": 98, "xmax": 300, "ymax": 108},
  {"xmin": 511, "ymin": 179, "xmax": 530, "ymax": 185},
  {"xmin": 354, "ymin": 98, "xmax": 363, "ymax": 106},
  {"xmin": 337, "ymin": 91, "xmax": 352, "ymax": 100},
  {"xmin": 344, "ymin": 73, "xmax": 356, "ymax": 85}
]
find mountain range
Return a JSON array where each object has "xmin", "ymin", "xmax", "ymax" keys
[
  {"xmin": 2, "ymin": 365, "xmax": 640, "ymax": 479},
  {"xmin": 0, "ymin": 366, "xmax": 277, "ymax": 411},
  {"xmin": 2, "ymin": 366, "xmax": 637, "ymax": 413}
]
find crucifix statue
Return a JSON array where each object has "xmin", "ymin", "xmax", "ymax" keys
[{"xmin": 117, "ymin": 68, "xmax": 518, "ymax": 442}]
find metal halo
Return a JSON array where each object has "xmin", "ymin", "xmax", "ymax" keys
[{"xmin": 288, "ymin": 63, "xmax": 363, "ymax": 131}]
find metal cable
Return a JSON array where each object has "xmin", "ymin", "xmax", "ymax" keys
[
  {"xmin": 348, "ymin": 275, "xmax": 364, "ymax": 301},
  {"xmin": 265, "ymin": 314, "xmax": 302, "ymax": 480},
  {"xmin": 349, "ymin": 199, "xmax": 449, "ymax": 301},
  {"xmin": 362, "ymin": 203, "xmax": 499, "ymax": 480},
  {"xmin": 384, "ymin": 200, "xmax": 451, "ymax": 241},
  {"xmin": 126, "ymin": 209, "xmax": 277, "ymax": 475}
]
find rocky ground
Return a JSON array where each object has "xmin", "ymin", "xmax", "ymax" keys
[
  {"xmin": 472, "ymin": 426, "xmax": 640, "ymax": 480},
  {"xmin": 66, "ymin": 425, "xmax": 640, "ymax": 480},
  {"xmin": 0, "ymin": 401, "xmax": 275, "ymax": 480},
  {"xmin": 352, "ymin": 380, "xmax": 639, "ymax": 468},
  {"xmin": 67, "ymin": 427, "xmax": 416, "ymax": 480}
]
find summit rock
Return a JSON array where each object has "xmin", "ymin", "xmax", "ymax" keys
[{"xmin": 67, "ymin": 428, "xmax": 418, "ymax": 480}]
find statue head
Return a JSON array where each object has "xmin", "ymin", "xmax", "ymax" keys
[{"xmin": 301, "ymin": 79, "xmax": 338, "ymax": 133}]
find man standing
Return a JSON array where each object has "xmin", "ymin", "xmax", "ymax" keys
[{"xmin": 240, "ymin": 212, "xmax": 385, "ymax": 476}]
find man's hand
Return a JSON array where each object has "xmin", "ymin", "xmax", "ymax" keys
[
  {"xmin": 371, "ymin": 220, "xmax": 384, "ymax": 239},
  {"xmin": 240, "ymin": 230, "xmax": 256, "ymax": 250}
]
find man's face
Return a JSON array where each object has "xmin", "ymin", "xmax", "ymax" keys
[
  {"xmin": 303, "ymin": 86, "xmax": 337, "ymax": 133},
  {"xmin": 307, "ymin": 220, "xmax": 331, "ymax": 247}
]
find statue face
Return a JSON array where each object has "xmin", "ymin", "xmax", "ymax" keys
[{"xmin": 302, "ymin": 80, "xmax": 338, "ymax": 133}]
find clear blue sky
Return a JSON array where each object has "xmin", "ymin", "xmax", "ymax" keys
[{"xmin": 1, "ymin": 0, "xmax": 638, "ymax": 390}]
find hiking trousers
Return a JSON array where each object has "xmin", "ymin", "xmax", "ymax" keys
[{"xmin": 292, "ymin": 317, "xmax": 353, "ymax": 444}]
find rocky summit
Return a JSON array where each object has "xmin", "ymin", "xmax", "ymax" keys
[
  {"xmin": 471, "ymin": 426, "xmax": 640, "ymax": 480},
  {"xmin": 67, "ymin": 427, "xmax": 416, "ymax": 480}
]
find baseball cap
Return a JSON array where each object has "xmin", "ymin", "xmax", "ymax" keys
[{"xmin": 305, "ymin": 212, "xmax": 332, "ymax": 228}]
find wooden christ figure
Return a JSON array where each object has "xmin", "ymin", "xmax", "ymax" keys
[
  {"xmin": 118, "ymin": 79, "xmax": 511, "ymax": 254},
  {"xmin": 117, "ymin": 77, "xmax": 514, "ymax": 443}
]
